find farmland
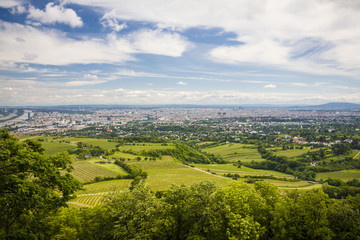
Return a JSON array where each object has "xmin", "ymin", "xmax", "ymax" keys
[
  {"xmin": 272, "ymin": 147, "xmax": 318, "ymax": 158},
  {"xmin": 202, "ymin": 143, "xmax": 264, "ymax": 163},
  {"xmin": 72, "ymin": 161, "xmax": 122, "ymax": 182},
  {"xmin": 127, "ymin": 156, "xmax": 232, "ymax": 191},
  {"xmin": 120, "ymin": 142, "xmax": 175, "ymax": 153},
  {"xmin": 41, "ymin": 141, "xmax": 75, "ymax": 155},
  {"xmin": 13, "ymin": 135, "xmax": 360, "ymax": 207},
  {"xmin": 316, "ymin": 169, "xmax": 360, "ymax": 181}
]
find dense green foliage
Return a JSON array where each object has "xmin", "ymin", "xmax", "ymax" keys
[
  {"xmin": 0, "ymin": 129, "xmax": 81, "ymax": 239},
  {"xmin": 29, "ymin": 181, "xmax": 360, "ymax": 240}
]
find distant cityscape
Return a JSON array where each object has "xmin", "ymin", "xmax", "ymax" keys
[{"xmin": 1, "ymin": 104, "xmax": 359, "ymax": 142}]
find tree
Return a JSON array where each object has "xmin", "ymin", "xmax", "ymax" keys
[
  {"xmin": 271, "ymin": 190, "xmax": 334, "ymax": 240},
  {"xmin": 0, "ymin": 129, "xmax": 81, "ymax": 239},
  {"xmin": 105, "ymin": 185, "xmax": 171, "ymax": 239},
  {"xmin": 327, "ymin": 194, "xmax": 360, "ymax": 240}
]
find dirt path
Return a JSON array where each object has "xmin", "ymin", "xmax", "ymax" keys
[
  {"xmin": 182, "ymin": 164, "xmax": 234, "ymax": 181},
  {"xmin": 354, "ymin": 151, "xmax": 360, "ymax": 159}
]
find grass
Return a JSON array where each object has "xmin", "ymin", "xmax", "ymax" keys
[
  {"xmin": 316, "ymin": 169, "xmax": 360, "ymax": 181},
  {"xmin": 109, "ymin": 151, "xmax": 140, "ymax": 160},
  {"xmin": 72, "ymin": 161, "xmax": 120, "ymax": 182},
  {"xmin": 202, "ymin": 143, "xmax": 264, "ymax": 163},
  {"xmin": 263, "ymin": 180, "xmax": 322, "ymax": 190},
  {"xmin": 193, "ymin": 163, "xmax": 294, "ymax": 179},
  {"xmin": 273, "ymin": 148, "xmax": 321, "ymax": 158},
  {"xmin": 41, "ymin": 141, "xmax": 75, "ymax": 155},
  {"xmin": 87, "ymin": 158, "xmax": 129, "ymax": 176},
  {"xmin": 120, "ymin": 143, "xmax": 175, "ymax": 153},
  {"xmin": 127, "ymin": 156, "xmax": 232, "ymax": 191},
  {"xmin": 54, "ymin": 137, "xmax": 119, "ymax": 150},
  {"xmin": 77, "ymin": 179, "xmax": 132, "ymax": 194},
  {"xmin": 191, "ymin": 163, "xmax": 322, "ymax": 190}
]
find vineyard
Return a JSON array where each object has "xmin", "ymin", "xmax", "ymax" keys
[
  {"xmin": 77, "ymin": 179, "xmax": 132, "ymax": 194},
  {"xmin": 74, "ymin": 193, "xmax": 107, "ymax": 206},
  {"xmin": 72, "ymin": 161, "xmax": 120, "ymax": 182}
]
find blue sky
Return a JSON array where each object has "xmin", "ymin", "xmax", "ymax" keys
[{"xmin": 0, "ymin": 0, "xmax": 359, "ymax": 106}]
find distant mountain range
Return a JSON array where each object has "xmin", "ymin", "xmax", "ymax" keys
[{"xmin": 291, "ymin": 102, "xmax": 360, "ymax": 110}]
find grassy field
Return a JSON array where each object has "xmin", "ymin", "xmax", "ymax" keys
[
  {"xmin": 109, "ymin": 151, "xmax": 140, "ymax": 160},
  {"xmin": 202, "ymin": 143, "xmax": 264, "ymax": 163},
  {"xmin": 192, "ymin": 163, "xmax": 323, "ymax": 189},
  {"xmin": 273, "ymin": 148, "xmax": 316, "ymax": 158},
  {"xmin": 61, "ymin": 137, "xmax": 119, "ymax": 150},
  {"xmin": 316, "ymin": 169, "xmax": 360, "ymax": 181},
  {"xmin": 77, "ymin": 179, "xmax": 132, "ymax": 194},
  {"xmin": 120, "ymin": 143, "xmax": 175, "ymax": 153},
  {"xmin": 87, "ymin": 158, "xmax": 129, "ymax": 175},
  {"xmin": 265, "ymin": 180, "xmax": 322, "ymax": 190},
  {"xmin": 41, "ymin": 141, "xmax": 75, "ymax": 155},
  {"xmin": 72, "ymin": 161, "xmax": 120, "ymax": 182},
  {"xmin": 127, "ymin": 156, "xmax": 232, "ymax": 191},
  {"xmin": 193, "ymin": 163, "xmax": 294, "ymax": 179}
]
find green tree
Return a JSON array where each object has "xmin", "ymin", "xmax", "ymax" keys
[
  {"xmin": 327, "ymin": 194, "xmax": 360, "ymax": 240},
  {"xmin": 0, "ymin": 129, "xmax": 81, "ymax": 239},
  {"xmin": 163, "ymin": 181, "xmax": 225, "ymax": 240},
  {"xmin": 105, "ymin": 185, "xmax": 171, "ymax": 239},
  {"xmin": 271, "ymin": 190, "xmax": 334, "ymax": 240}
]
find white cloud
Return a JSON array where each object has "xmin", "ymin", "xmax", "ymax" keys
[
  {"xmin": 67, "ymin": 0, "xmax": 360, "ymax": 76},
  {"xmin": 0, "ymin": 0, "xmax": 23, "ymax": 8},
  {"xmin": 0, "ymin": 21, "xmax": 133, "ymax": 65},
  {"xmin": 2, "ymin": 82, "xmax": 360, "ymax": 105},
  {"xmin": 27, "ymin": 2, "xmax": 83, "ymax": 28},
  {"xmin": 65, "ymin": 80, "xmax": 105, "ymax": 86},
  {"xmin": 264, "ymin": 84, "xmax": 276, "ymax": 89},
  {"xmin": 11, "ymin": 4, "xmax": 26, "ymax": 14},
  {"xmin": 0, "ymin": 21, "xmax": 191, "ymax": 67},
  {"xmin": 292, "ymin": 82, "xmax": 309, "ymax": 87},
  {"xmin": 100, "ymin": 10, "xmax": 127, "ymax": 32},
  {"xmin": 115, "ymin": 69, "xmax": 166, "ymax": 78},
  {"xmin": 129, "ymin": 29, "xmax": 191, "ymax": 57},
  {"xmin": 209, "ymin": 39, "xmax": 289, "ymax": 65},
  {"xmin": 177, "ymin": 81, "xmax": 187, "ymax": 85},
  {"xmin": 65, "ymin": 74, "xmax": 107, "ymax": 86}
]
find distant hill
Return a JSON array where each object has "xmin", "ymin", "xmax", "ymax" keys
[{"xmin": 292, "ymin": 102, "xmax": 360, "ymax": 110}]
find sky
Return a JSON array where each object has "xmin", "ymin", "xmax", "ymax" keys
[{"xmin": 0, "ymin": 0, "xmax": 360, "ymax": 106}]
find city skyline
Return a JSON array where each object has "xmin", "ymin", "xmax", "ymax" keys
[{"xmin": 1, "ymin": 0, "xmax": 360, "ymax": 106}]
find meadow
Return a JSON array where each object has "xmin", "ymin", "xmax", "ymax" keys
[
  {"xmin": 316, "ymin": 169, "xmax": 360, "ymax": 181},
  {"xmin": 191, "ymin": 163, "xmax": 322, "ymax": 189},
  {"xmin": 120, "ymin": 142, "xmax": 175, "ymax": 153},
  {"xmin": 273, "ymin": 147, "xmax": 317, "ymax": 158},
  {"xmin": 202, "ymin": 143, "xmax": 264, "ymax": 163},
  {"xmin": 87, "ymin": 158, "xmax": 129, "ymax": 175},
  {"xmin": 41, "ymin": 141, "xmax": 75, "ymax": 155},
  {"xmin": 61, "ymin": 137, "xmax": 119, "ymax": 150},
  {"xmin": 127, "ymin": 156, "xmax": 232, "ymax": 191}
]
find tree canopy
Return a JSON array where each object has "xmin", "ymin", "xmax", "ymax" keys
[{"xmin": 0, "ymin": 129, "xmax": 81, "ymax": 239}]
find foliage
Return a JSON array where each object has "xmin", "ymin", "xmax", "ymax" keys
[{"xmin": 0, "ymin": 129, "xmax": 81, "ymax": 239}]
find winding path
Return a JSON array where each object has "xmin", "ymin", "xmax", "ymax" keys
[{"xmin": 182, "ymin": 164, "xmax": 234, "ymax": 181}]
